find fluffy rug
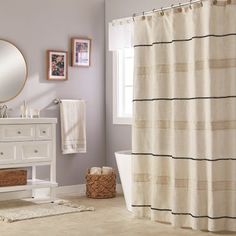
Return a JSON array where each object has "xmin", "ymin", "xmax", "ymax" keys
[{"xmin": 0, "ymin": 199, "xmax": 94, "ymax": 223}]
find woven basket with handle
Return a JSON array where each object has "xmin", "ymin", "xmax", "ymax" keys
[{"xmin": 86, "ymin": 169, "xmax": 116, "ymax": 199}]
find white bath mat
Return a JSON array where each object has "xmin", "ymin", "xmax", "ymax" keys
[{"xmin": 0, "ymin": 199, "xmax": 95, "ymax": 223}]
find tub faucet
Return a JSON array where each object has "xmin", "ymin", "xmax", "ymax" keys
[{"xmin": 0, "ymin": 105, "xmax": 8, "ymax": 118}]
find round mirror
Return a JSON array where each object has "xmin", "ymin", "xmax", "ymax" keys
[{"xmin": 0, "ymin": 39, "xmax": 27, "ymax": 103}]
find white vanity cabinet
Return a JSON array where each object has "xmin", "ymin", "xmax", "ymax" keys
[{"xmin": 0, "ymin": 118, "xmax": 57, "ymax": 202}]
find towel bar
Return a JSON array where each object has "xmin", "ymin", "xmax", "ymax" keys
[
  {"xmin": 53, "ymin": 98, "xmax": 61, "ymax": 105},
  {"xmin": 53, "ymin": 98, "xmax": 85, "ymax": 105}
]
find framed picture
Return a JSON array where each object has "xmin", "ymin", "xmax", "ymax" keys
[
  {"xmin": 47, "ymin": 50, "xmax": 68, "ymax": 80},
  {"xmin": 71, "ymin": 38, "xmax": 91, "ymax": 67}
]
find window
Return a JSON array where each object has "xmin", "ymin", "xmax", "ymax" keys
[{"xmin": 113, "ymin": 47, "xmax": 134, "ymax": 125}]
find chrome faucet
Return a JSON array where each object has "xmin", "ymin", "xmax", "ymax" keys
[{"xmin": 0, "ymin": 105, "xmax": 8, "ymax": 118}]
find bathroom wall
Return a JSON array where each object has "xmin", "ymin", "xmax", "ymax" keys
[
  {"xmin": 105, "ymin": 0, "xmax": 186, "ymax": 171},
  {"xmin": 0, "ymin": 0, "xmax": 105, "ymax": 186}
]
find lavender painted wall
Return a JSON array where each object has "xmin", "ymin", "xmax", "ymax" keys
[
  {"xmin": 105, "ymin": 0, "xmax": 186, "ymax": 174},
  {"xmin": 0, "ymin": 0, "xmax": 190, "ymax": 186},
  {"xmin": 0, "ymin": 0, "xmax": 105, "ymax": 186}
]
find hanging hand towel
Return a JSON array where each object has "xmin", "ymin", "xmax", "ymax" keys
[{"xmin": 60, "ymin": 99, "xmax": 86, "ymax": 154}]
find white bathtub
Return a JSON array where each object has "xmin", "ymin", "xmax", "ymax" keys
[{"xmin": 115, "ymin": 150, "xmax": 132, "ymax": 212}]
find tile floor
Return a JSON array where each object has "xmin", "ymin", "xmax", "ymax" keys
[{"xmin": 0, "ymin": 194, "xmax": 235, "ymax": 236}]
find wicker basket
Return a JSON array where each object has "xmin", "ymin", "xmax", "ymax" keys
[
  {"xmin": 0, "ymin": 169, "xmax": 27, "ymax": 187},
  {"xmin": 86, "ymin": 169, "xmax": 116, "ymax": 199}
]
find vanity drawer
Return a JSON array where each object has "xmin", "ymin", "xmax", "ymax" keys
[
  {"xmin": 36, "ymin": 124, "xmax": 52, "ymax": 140},
  {"xmin": 0, "ymin": 143, "xmax": 17, "ymax": 163},
  {"xmin": 20, "ymin": 141, "xmax": 52, "ymax": 162},
  {"xmin": 0, "ymin": 125, "xmax": 35, "ymax": 141}
]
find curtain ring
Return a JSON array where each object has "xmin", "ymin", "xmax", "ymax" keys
[
  {"xmin": 189, "ymin": 0, "xmax": 192, "ymax": 9},
  {"xmin": 227, "ymin": 0, "xmax": 231, "ymax": 4},
  {"xmin": 178, "ymin": 3, "xmax": 183, "ymax": 12},
  {"xmin": 160, "ymin": 7, "xmax": 164, "ymax": 16},
  {"xmin": 132, "ymin": 13, "xmax": 136, "ymax": 22},
  {"xmin": 200, "ymin": 0, "xmax": 203, "ymax": 7},
  {"xmin": 152, "ymin": 8, "xmax": 156, "ymax": 13},
  {"xmin": 213, "ymin": 0, "xmax": 217, "ymax": 5},
  {"xmin": 142, "ymin": 11, "xmax": 145, "ymax": 20}
]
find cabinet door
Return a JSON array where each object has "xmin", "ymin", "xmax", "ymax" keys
[
  {"xmin": 35, "ymin": 124, "xmax": 52, "ymax": 140},
  {"xmin": 20, "ymin": 141, "xmax": 52, "ymax": 162},
  {"xmin": 0, "ymin": 125, "xmax": 35, "ymax": 141},
  {"xmin": 0, "ymin": 143, "xmax": 17, "ymax": 164}
]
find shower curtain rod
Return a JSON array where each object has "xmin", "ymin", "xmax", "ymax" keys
[{"xmin": 132, "ymin": 0, "xmax": 204, "ymax": 18}]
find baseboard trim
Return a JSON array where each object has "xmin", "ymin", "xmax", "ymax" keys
[
  {"xmin": 116, "ymin": 184, "xmax": 123, "ymax": 194},
  {"xmin": 56, "ymin": 183, "xmax": 123, "ymax": 196},
  {"xmin": 56, "ymin": 184, "xmax": 86, "ymax": 196},
  {"xmin": 0, "ymin": 184, "xmax": 123, "ymax": 200}
]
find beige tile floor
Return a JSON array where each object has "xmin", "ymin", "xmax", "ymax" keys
[{"xmin": 0, "ymin": 194, "xmax": 235, "ymax": 236}]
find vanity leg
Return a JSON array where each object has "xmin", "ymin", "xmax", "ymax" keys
[
  {"xmin": 50, "ymin": 187, "xmax": 56, "ymax": 203},
  {"xmin": 50, "ymin": 163, "xmax": 56, "ymax": 203},
  {"xmin": 50, "ymin": 123, "xmax": 57, "ymax": 203},
  {"xmin": 32, "ymin": 166, "xmax": 36, "ymax": 198}
]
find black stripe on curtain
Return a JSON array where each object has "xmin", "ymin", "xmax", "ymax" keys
[
  {"xmin": 133, "ymin": 95, "xmax": 236, "ymax": 102},
  {"xmin": 131, "ymin": 153, "xmax": 236, "ymax": 161},
  {"xmin": 133, "ymin": 33, "xmax": 236, "ymax": 47},
  {"xmin": 131, "ymin": 205, "xmax": 236, "ymax": 219}
]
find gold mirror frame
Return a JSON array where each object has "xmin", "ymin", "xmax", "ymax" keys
[{"xmin": 0, "ymin": 39, "xmax": 28, "ymax": 103}]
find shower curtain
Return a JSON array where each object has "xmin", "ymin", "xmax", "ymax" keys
[{"xmin": 132, "ymin": 0, "xmax": 236, "ymax": 231}]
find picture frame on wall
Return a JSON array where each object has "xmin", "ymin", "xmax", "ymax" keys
[
  {"xmin": 71, "ymin": 38, "xmax": 91, "ymax": 67},
  {"xmin": 47, "ymin": 50, "xmax": 68, "ymax": 80}
]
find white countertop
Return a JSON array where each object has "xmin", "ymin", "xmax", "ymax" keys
[{"xmin": 0, "ymin": 118, "xmax": 57, "ymax": 124}]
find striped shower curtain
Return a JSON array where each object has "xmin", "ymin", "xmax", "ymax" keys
[{"xmin": 132, "ymin": 0, "xmax": 236, "ymax": 231}]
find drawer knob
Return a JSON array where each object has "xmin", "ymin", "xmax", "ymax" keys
[
  {"xmin": 17, "ymin": 131, "xmax": 21, "ymax": 134},
  {"xmin": 34, "ymin": 150, "xmax": 38, "ymax": 153},
  {"xmin": 0, "ymin": 152, "xmax": 3, "ymax": 155},
  {"xmin": 42, "ymin": 131, "xmax": 46, "ymax": 134}
]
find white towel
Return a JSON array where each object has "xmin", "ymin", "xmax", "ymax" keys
[
  {"xmin": 90, "ymin": 167, "xmax": 102, "ymax": 175},
  {"xmin": 60, "ymin": 99, "xmax": 86, "ymax": 154},
  {"xmin": 102, "ymin": 166, "xmax": 113, "ymax": 175}
]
